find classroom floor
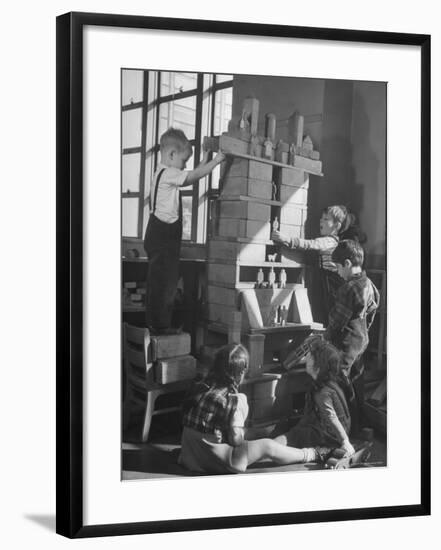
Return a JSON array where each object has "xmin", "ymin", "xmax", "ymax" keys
[{"xmin": 122, "ymin": 421, "xmax": 387, "ymax": 480}]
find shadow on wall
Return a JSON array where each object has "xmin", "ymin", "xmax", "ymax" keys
[{"xmin": 350, "ymin": 84, "xmax": 386, "ymax": 266}]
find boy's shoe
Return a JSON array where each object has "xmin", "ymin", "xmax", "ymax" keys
[
  {"xmin": 325, "ymin": 441, "xmax": 373, "ymax": 469},
  {"xmin": 314, "ymin": 446, "xmax": 335, "ymax": 463}
]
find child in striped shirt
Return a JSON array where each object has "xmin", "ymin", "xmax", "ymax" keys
[{"xmin": 271, "ymin": 205, "xmax": 364, "ymax": 316}]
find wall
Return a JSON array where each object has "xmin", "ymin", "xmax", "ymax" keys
[{"xmin": 351, "ymin": 81, "xmax": 387, "ymax": 266}]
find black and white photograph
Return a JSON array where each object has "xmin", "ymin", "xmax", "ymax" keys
[
  {"xmin": 121, "ymin": 69, "xmax": 387, "ymax": 479},
  {"xmin": 52, "ymin": 9, "xmax": 431, "ymax": 540}
]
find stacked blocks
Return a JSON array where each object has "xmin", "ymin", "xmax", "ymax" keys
[
  {"xmin": 207, "ymin": 153, "xmax": 311, "ymax": 330},
  {"xmin": 151, "ymin": 332, "xmax": 196, "ymax": 384}
]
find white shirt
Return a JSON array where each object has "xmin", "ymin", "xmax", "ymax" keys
[{"xmin": 150, "ymin": 164, "xmax": 189, "ymax": 224}]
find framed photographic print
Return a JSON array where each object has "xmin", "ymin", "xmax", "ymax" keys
[{"xmin": 56, "ymin": 11, "xmax": 430, "ymax": 538}]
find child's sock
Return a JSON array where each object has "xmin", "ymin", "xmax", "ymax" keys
[{"xmin": 302, "ymin": 448, "xmax": 317, "ymax": 463}]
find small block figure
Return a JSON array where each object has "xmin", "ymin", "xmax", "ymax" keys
[
  {"xmin": 302, "ymin": 135, "xmax": 313, "ymax": 151},
  {"xmin": 289, "ymin": 143, "xmax": 296, "ymax": 165},
  {"xmin": 280, "ymin": 305, "xmax": 288, "ymax": 326},
  {"xmin": 264, "ymin": 138, "xmax": 273, "ymax": 160},
  {"xmin": 267, "ymin": 253, "xmax": 277, "ymax": 262},
  {"xmin": 256, "ymin": 268, "xmax": 264, "ymax": 288},
  {"xmin": 240, "ymin": 109, "xmax": 250, "ymax": 130},
  {"xmin": 275, "ymin": 140, "xmax": 285, "ymax": 162},
  {"xmin": 268, "ymin": 266, "xmax": 276, "ymax": 288},
  {"xmin": 265, "ymin": 113, "xmax": 276, "ymax": 143},
  {"xmin": 272, "ymin": 216, "xmax": 279, "ymax": 231},
  {"xmin": 249, "ymin": 133, "xmax": 260, "ymax": 157},
  {"xmin": 279, "ymin": 268, "xmax": 287, "ymax": 288}
]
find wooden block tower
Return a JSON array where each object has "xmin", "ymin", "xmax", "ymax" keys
[{"xmin": 204, "ymin": 98, "xmax": 323, "ymax": 383}]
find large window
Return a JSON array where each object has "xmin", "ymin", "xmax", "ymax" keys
[{"xmin": 121, "ymin": 70, "xmax": 233, "ymax": 242}]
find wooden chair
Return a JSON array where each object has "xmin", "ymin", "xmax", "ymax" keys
[{"xmin": 123, "ymin": 323, "xmax": 193, "ymax": 442}]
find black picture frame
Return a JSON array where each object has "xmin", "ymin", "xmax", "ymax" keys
[{"xmin": 56, "ymin": 11, "xmax": 431, "ymax": 539}]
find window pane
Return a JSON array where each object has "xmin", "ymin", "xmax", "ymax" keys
[
  {"xmin": 215, "ymin": 74, "xmax": 233, "ymax": 84},
  {"xmin": 122, "ymin": 108, "xmax": 142, "ymax": 149},
  {"xmin": 160, "ymin": 72, "xmax": 197, "ymax": 96},
  {"xmin": 122, "ymin": 153, "xmax": 140, "ymax": 192},
  {"xmin": 181, "ymin": 195, "xmax": 193, "ymax": 241},
  {"xmin": 122, "ymin": 198, "xmax": 139, "ymax": 237},
  {"xmin": 213, "ymin": 87, "xmax": 233, "ymax": 135},
  {"xmin": 122, "ymin": 70, "xmax": 144, "ymax": 105},
  {"xmin": 158, "ymin": 96, "xmax": 197, "ymax": 140}
]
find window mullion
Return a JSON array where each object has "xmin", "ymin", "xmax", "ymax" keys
[{"xmin": 137, "ymin": 71, "xmax": 148, "ymax": 239}]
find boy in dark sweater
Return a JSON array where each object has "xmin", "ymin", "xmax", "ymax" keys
[{"xmin": 323, "ymin": 240, "xmax": 380, "ymax": 434}]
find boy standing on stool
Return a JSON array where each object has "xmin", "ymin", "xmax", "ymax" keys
[
  {"xmin": 324, "ymin": 240, "xmax": 380, "ymax": 435},
  {"xmin": 144, "ymin": 128, "xmax": 225, "ymax": 335}
]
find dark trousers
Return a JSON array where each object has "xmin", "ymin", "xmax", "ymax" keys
[
  {"xmin": 143, "ymin": 214, "xmax": 182, "ymax": 330},
  {"xmin": 340, "ymin": 356, "xmax": 366, "ymax": 437}
]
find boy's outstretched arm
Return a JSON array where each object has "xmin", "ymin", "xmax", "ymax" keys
[{"xmin": 185, "ymin": 152, "xmax": 225, "ymax": 184}]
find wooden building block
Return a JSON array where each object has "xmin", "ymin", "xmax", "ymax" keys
[
  {"xmin": 252, "ymin": 377, "xmax": 279, "ymax": 399},
  {"xmin": 245, "ymin": 333, "xmax": 265, "ymax": 378},
  {"xmin": 293, "ymin": 155, "xmax": 322, "ymax": 175},
  {"xmin": 289, "ymin": 112, "xmax": 304, "ymax": 148},
  {"xmin": 240, "ymin": 288, "xmax": 294, "ymax": 329},
  {"xmin": 217, "ymin": 218, "xmax": 270, "ymax": 241},
  {"xmin": 219, "ymin": 200, "xmax": 271, "ymax": 221},
  {"xmin": 302, "ymin": 135, "xmax": 313, "ymax": 151},
  {"xmin": 151, "ymin": 332, "xmax": 191, "ymax": 361},
  {"xmin": 242, "ymin": 97, "xmax": 260, "ymax": 136},
  {"xmin": 310, "ymin": 150, "xmax": 320, "ymax": 160},
  {"xmin": 279, "ymin": 203, "xmax": 305, "ymax": 226},
  {"xmin": 279, "ymin": 224, "xmax": 302, "ymax": 239},
  {"xmin": 155, "ymin": 355, "xmax": 197, "ymax": 384},
  {"xmin": 207, "ymin": 285, "xmax": 238, "ymax": 307},
  {"xmin": 279, "ymin": 184, "xmax": 308, "ymax": 206},
  {"xmin": 203, "ymin": 136, "xmax": 220, "ymax": 152},
  {"xmin": 208, "ymin": 240, "xmax": 266, "ymax": 263},
  {"xmin": 219, "ymin": 134, "xmax": 249, "ymax": 156},
  {"xmin": 207, "ymin": 303, "xmax": 238, "ymax": 326},
  {"xmin": 279, "ymin": 248, "xmax": 306, "ymax": 267},
  {"xmin": 221, "ymin": 177, "xmax": 273, "ymax": 200},
  {"xmin": 276, "ymin": 166, "xmax": 307, "ymax": 187},
  {"xmin": 228, "ymin": 311, "xmax": 242, "ymax": 344},
  {"xmin": 224, "ymin": 158, "xmax": 273, "ymax": 182},
  {"xmin": 249, "ymin": 396, "xmax": 276, "ymax": 420},
  {"xmin": 206, "ymin": 262, "xmax": 239, "ymax": 286},
  {"xmin": 292, "ymin": 288, "xmax": 313, "ymax": 324}
]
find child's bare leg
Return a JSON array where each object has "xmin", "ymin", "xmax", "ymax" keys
[
  {"xmin": 273, "ymin": 434, "xmax": 288, "ymax": 445},
  {"xmin": 243, "ymin": 438, "xmax": 313, "ymax": 467}
]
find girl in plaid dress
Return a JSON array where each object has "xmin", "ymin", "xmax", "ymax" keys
[{"xmin": 178, "ymin": 343, "xmax": 333, "ymax": 474}]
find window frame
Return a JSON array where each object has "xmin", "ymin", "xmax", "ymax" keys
[{"xmin": 121, "ymin": 69, "xmax": 233, "ymax": 243}]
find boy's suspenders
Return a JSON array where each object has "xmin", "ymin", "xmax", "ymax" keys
[
  {"xmin": 150, "ymin": 169, "xmax": 166, "ymax": 215},
  {"xmin": 150, "ymin": 168, "xmax": 182, "ymax": 222}
]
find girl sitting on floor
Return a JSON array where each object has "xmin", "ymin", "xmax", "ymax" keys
[
  {"xmin": 274, "ymin": 337, "xmax": 355, "ymax": 458},
  {"xmin": 178, "ymin": 343, "xmax": 335, "ymax": 474}
]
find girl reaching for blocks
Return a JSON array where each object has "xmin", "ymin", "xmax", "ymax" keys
[{"xmin": 271, "ymin": 204, "xmax": 365, "ymax": 316}]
